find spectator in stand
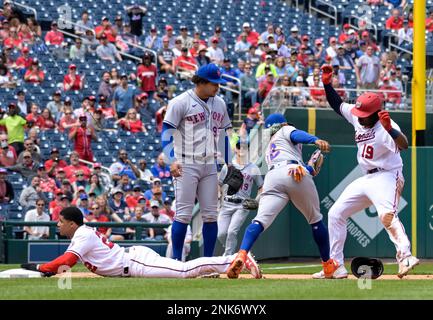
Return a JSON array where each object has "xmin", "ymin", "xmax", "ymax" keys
[
  {"xmin": 343, "ymin": 38, "xmax": 358, "ymax": 62},
  {"xmin": 356, "ymin": 40, "xmax": 367, "ymax": 58},
  {"xmin": 109, "ymin": 149, "xmax": 140, "ymax": 182},
  {"xmin": 196, "ymin": 45, "xmax": 210, "ymax": 67},
  {"xmin": 117, "ymin": 174, "xmax": 133, "ymax": 194},
  {"xmin": 138, "ymin": 159, "xmax": 153, "ymax": 182},
  {"xmin": 0, "ymin": 103, "xmax": 26, "ymax": 154},
  {"xmin": 136, "ymin": 52, "xmax": 157, "ymax": 95},
  {"xmin": 126, "ymin": 206, "xmax": 148, "ymax": 238},
  {"xmin": 24, "ymin": 59, "xmax": 44, "ymax": 83},
  {"xmin": 274, "ymin": 26, "xmax": 285, "ymax": 43},
  {"xmin": 255, "ymin": 39, "xmax": 268, "ymax": 57},
  {"xmin": 4, "ymin": 27, "xmax": 23, "ymax": 50},
  {"xmin": 276, "ymin": 37, "xmax": 290, "ymax": 59},
  {"xmin": 95, "ymin": 16, "xmax": 117, "ymax": 42},
  {"xmin": 0, "ymin": 133, "xmax": 17, "ymax": 167},
  {"xmin": 172, "ymin": 38, "xmax": 183, "ymax": 58},
  {"xmin": 177, "ymin": 25, "xmax": 193, "ymax": 49},
  {"xmin": 74, "ymin": 10, "xmax": 93, "ymax": 36},
  {"xmin": 97, "ymin": 72, "xmax": 114, "ymax": 101},
  {"xmin": 46, "ymin": 91, "xmax": 63, "ymax": 121},
  {"xmin": 51, "ymin": 194, "xmax": 70, "ymax": 222},
  {"xmin": 313, "ymin": 38, "xmax": 326, "ymax": 63},
  {"xmin": 17, "ymin": 138, "xmax": 41, "ymax": 164},
  {"xmin": 355, "ymin": 46, "xmax": 380, "ymax": 89},
  {"xmin": 49, "ymin": 190, "xmax": 63, "ymax": 216},
  {"xmin": 258, "ymin": 72, "xmax": 274, "ymax": 101},
  {"xmin": 309, "ymin": 75, "xmax": 327, "ymax": 108},
  {"xmin": 134, "ymin": 92, "xmax": 153, "ymax": 121},
  {"xmin": 69, "ymin": 115, "xmax": 97, "ymax": 162},
  {"xmin": 143, "ymin": 200, "xmax": 172, "ymax": 240},
  {"xmin": 397, "ymin": 19, "xmax": 413, "ymax": 47},
  {"xmin": 240, "ymin": 62, "xmax": 258, "ymax": 108},
  {"xmin": 239, "ymin": 105, "xmax": 263, "ymax": 136},
  {"xmin": 44, "ymin": 147, "xmax": 68, "ymax": 178},
  {"xmin": 91, "ymin": 108, "xmax": 105, "ymax": 131},
  {"xmin": 192, "ymin": 30, "xmax": 206, "ymax": 46},
  {"xmin": 69, "ymin": 37, "xmax": 86, "ymax": 60},
  {"xmin": 77, "ymin": 193, "xmax": 91, "ymax": 218},
  {"xmin": 24, "ymin": 198, "xmax": 50, "ymax": 239},
  {"xmin": 14, "ymin": 47, "xmax": 32, "ymax": 74},
  {"xmin": 112, "ymin": 15, "xmax": 124, "ymax": 35},
  {"xmin": 125, "ymin": 4, "xmax": 147, "ymax": 37},
  {"xmin": 332, "ymin": 76, "xmax": 347, "ymax": 101},
  {"xmin": 36, "ymin": 165, "xmax": 56, "ymax": 193},
  {"xmin": 245, "ymin": 45, "xmax": 261, "ymax": 69},
  {"xmin": 145, "ymin": 25, "xmax": 162, "ymax": 51},
  {"xmin": 175, "ymin": 47, "xmax": 198, "ymax": 79},
  {"xmin": 389, "ymin": 69, "xmax": 403, "ymax": 91},
  {"xmin": 116, "ymin": 108, "xmax": 147, "ymax": 133},
  {"xmin": 36, "ymin": 108, "xmax": 56, "ymax": 131},
  {"xmin": 238, "ymin": 22, "xmax": 260, "ymax": 47},
  {"xmin": 19, "ymin": 175, "xmax": 46, "ymax": 210},
  {"xmin": 255, "ymin": 55, "xmax": 277, "ymax": 79},
  {"xmin": 300, "ymin": 35, "xmax": 314, "ymax": 53},
  {"xmin": 25, "ymin": 103, "xmax": 40, "ymax": 127},
  {"xmin": 207, "ymin": 37, "xmax": 225, "ymax": 65},
  {"xmin": 426, "ymin": 10, "xmax": 433, "ymax": 32},
  {"xmin": 260, "ymin": 23, "xmax": 275, "ymax": 42},
  {"xmin": 158, "ymin": 36, "xmax": 175, "ymax": 74},
  {"xmin": 86, "ymin": 203, "xmax": 111, "ymax": 235},
  {"xmin": 290, "ymin": 76, "xmax": 310, "ymax": 107},
  {"xmin": 0, "ymin": 168, "xmax": 13, "ymax": 206},
  {"xmin": 208, "ymin": 26, "xmax": 228, "ymax": 52},
  {"xmin": 59, "ymin": 180, "xmax": 74, "ymax": 202},
  {"xmin": 14, "ymin": 90, "xmax": 28, "ymax": 116},
  {"xmin": 381, "ymin": 57, "xmax": 396, "ymax": 80},
  {"xmin": 338, "ymin": 24, "xmax": 352, "ymax": 44},
  {"xmin": 274, "ymin": 57, "xmax": 288, "ymax": 76},
  {"xmin": 44, "ymin": 21, "xmax": 64, "ymax": 46},
  {"xmin": 378, "ymin": 77, "xmax": 402, "ymax": 110},
  {"xmin": 189, "ymin": 39, "xmax": 201, "ymax": 58},
  {"xmin": 98, "ymin": 95, "xmax": 116, "ymax": 119},
  {"xmin": 160, "ymin": 197, "xmax": 175, "ymax": 221},
  {"xmin": 113, "ymin": 74, "xmax": 136, "ymax": 119},
  {"xmin": 386, "ymin": 8, "xmax": 404, "ymax": 30},
  {"xmin": 96, "ymin": 34, "xmax": 122, "ymax": 62},
  {"xmin": 82, "ymin": 29, "xmax": 99, "ymax": 54},
  {"xmin": 326, "ymin": 37, "xmax": 338, "ymax": 60},
  {"xmin": 27, "ymin": 17, "xmax": 42, "ymax": 38},
  {"xmin": 153, "ymin": 77, "xmax": 173, "ymax": 107},
  {"xmin": 151, "ymin": 153, "xmax": 171, "ymax": 179},
  {"xmin": 71, "ymin": 170, "xmax": 89, "ymax": 194},
  {"xmin": 108, "ymin": 188, "xmax": 130, "ymax": 240},
  {"xmin": 163, "ymin": 25, "xmax": 176, "ymax": 48},
  {"xmin": 235, "ymin": 33, "xmax": 251, "ymax": 54},
  {"xmin": 125, "ymin": 185, "xmax": 144, "ymax": 208},
  {"xmin": 361, "ymin": 30, "xmax": 379, "ymax": 52},
  {"xmin": 58, "ymin": 107, "xmax": 78, "ymax": 133},
  {"xmin": 331, "ymin": 44, "xmax": 354, "ymax": 70},
  {"xmin": 287, "ymin": 26, "xmax": 301, "ymax": 49},
  {"xmin": 64, "ymin": 151, "xmax": 91, "ymax": 182},
  {"xmin": 144, "ymin": 178, "xmax": 167, "ymax": 200},
  {"xmin": 155, "ymin": 105, "xmax": 166, "ymax": 133}
]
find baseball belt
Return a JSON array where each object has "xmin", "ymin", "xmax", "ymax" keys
[
  {"xmin": 224, "ymin": 197, "xmax": 243, "ymax": 204},
  {"xmin": 269, "ymin": 160, "xmax": 300, "ymax": 171},
  {"xmin": 366, "ymin": 168, "xmax": 384, "ymax": 174}
]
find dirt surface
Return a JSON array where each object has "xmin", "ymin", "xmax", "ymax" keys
[{"xmin": 59, "ymin": 272, "xmax": 433, "ymax": 280}]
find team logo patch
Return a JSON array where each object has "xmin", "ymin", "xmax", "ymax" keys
[
  {"xmin": 216, "ymin": 70, "xmax": 221, "ymax": 77},
  {"xmin": 355, "ymin": 101, "xmax": 362, "ymax": 109}
]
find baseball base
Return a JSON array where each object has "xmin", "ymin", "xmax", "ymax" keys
[{"xmin": 0, "ymin": 268, "xmax": 43, "ymax": 278}]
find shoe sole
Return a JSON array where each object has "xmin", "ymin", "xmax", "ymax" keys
[
  {"xmin": 397, "ymin": 260, "xmax": 420, "ymax": 279},
  {"xmin": 227, "ymin": 259, "xmax": 244, "ymax": 279},
  {"xmin": 200, "ymin": 273, "xmax": 220, "ymax": 278}
]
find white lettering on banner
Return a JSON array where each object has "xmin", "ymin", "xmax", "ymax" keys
[
  {"xmin": 323, "ymin": 165, "xmax": 407, "ymax": 247},
  {"xmin": 429, "ymin": 204, "xmax": 433, "ymax": 231}
]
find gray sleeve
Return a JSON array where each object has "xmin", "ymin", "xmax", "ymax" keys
[
  {"xmin": 218, "ymin": 165, "xmax": 228, "ymax": 186},
  {"xmin": 254, "ymin": 173, "xmax": 264, "ymax": 188},
  {"xmin": 19, "ymin": 188, "xmax": 29, "ymax": 207},
  {"xmin": 220, "ymin": 101, "xmax": 232, "ymax": 129},
  {"xmin": 163, "ymin": 98, "xmax": 185, "ymax": 128}
]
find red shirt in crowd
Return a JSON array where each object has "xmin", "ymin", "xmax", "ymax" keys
[
  {"xmin": 100, "ymin": 107, "xmax": 116, "ymax": 119},
  {"xmin": 118, "ymin": 119, "xmax": 144, "ymax": 133},
  {"xmin": 64, "ymin": 164, "xmax": 91, "ymax": 182},
  {"xmin": 58, "ymin": 116, "xmax": 77, "ymax": 133},
  {"xmin": 24, "ymin": 69, "xmax": 45, "ymax": 83},
  {"xmin": 45, "ymin": 31, "xmax": 64, "ymax": 45},
  {"xmin": 44, "ymin": 159, "xmax": 68, "ymax": 176},
  {"xmin": 4, "ymin": 37, "xmax": 23, "ymax": 49},
  {"xmin": 36, "ymin": 117, "xmax": 56, "ymax": 130},
  {"xmin": 70, "ymin": 127, "xmax": 94, "ymax": 162},
  {"xmin": 63, "ymin": 74, "xmax": 83, "ymax": 91},
  {"xmin": 237, "ymin": 31, "xmax": 260, "ymax": 47},
  {"xmin": 310, "ymin": 88, "xmax": 326, "ymax": 102},
  {"xmin": 385, "ymin": 16, "xmax": 404, "ymax": 30},
  {"xmin": 426, "ymin": 17, "xmax": 433, "ymax": 32},
  {"xmin": 95, "ymin": 25, "xmax": 116, "ymax": 43},
  {"xmin": 15, "ymin": 55, "xmax": 33, "ymax": 69},
  {"xmin": 137, "ymin": 64, "xmax": 157, "ymax": 92},
  {"xmin": 258, "ymin": 80, "xmax": 274, "ymax": 99},
  {"xmin": 174, "ymin": 55, "xmax": 197, "ymax": 71}
]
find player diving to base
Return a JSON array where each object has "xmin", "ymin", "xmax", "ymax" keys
[
  {"xmin": 227, "ymin": 113, "xmax": 338, "ymax": 279},
  {"xmin": 21, "ymin": 207, "xmax": 262, "ymax": 278},
  {"xmin": 311, "ymin": 65, "xmax": 418, "ymax": 279}
]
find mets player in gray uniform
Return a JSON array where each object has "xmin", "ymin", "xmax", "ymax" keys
[
  {"xmin": 227, "ymin": 113, "xmax": 339, "ymax": 279},
  {"xmin": 162, "ymin": 63, "xmax": 231, "ymax": 260},
  {"xmin": 217, "ymin": 138, "xmax": 264, "ymax": 256}
]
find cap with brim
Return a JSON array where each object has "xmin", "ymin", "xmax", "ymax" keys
[
  {"xmin": 351, "ymin": 92, "xmax": 382, "ymax": 118},
  {"xmin": 290, "ymin": 26, "xmax": 299, "ymax": 32},
  {"xmin": 198, "ymin": 45, "xmax": 207, "ymax": 52},
  {"xmin": 165, "ymin": 25, "xmax": 173, "ymax": 31},
  {"xmin": 62, "ymin": 179, "xmax": 70, "ymax": 185},
  {"xmin": 60, "ymin": 195, "xmax": 69, "ymax": 200},
  {"xmin": 195, "ymin": 64, "xmax": 227, "ymax": 84},
  {"xmin": 296, "ymin": 76, "xmax": 303, "ymax": 82},
  {"xmin": 242, "ymin": 22, "xmax": 250, "ymax": 28},
  {"xmin": 0, "ymin": 168, "xmax": 7, "ymax": 174},
  {"xmin": 150, "ymin": 200, "xmax": 159, "ymax": 207},
  {"xmin": 133, "ymin": 186, "xmax": 141, "ymax": 191},
  {"xmin": 56, "ymin": 190, "xmax": 63, "ymax": 195},
  {"xmin": 102, "ymin": 16, "xmax": 109, "ymax": 21}
]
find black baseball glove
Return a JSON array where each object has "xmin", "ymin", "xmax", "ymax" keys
[
  {"xmin": 242, "ymin": 198, "xmax": 259, "ymax": 210},
  {"xmin": 350, "ymin": 257, "xmax": 384, "ymax": 280},
  {"xmin": 21, "ymin": 263, "xmax": 56, "ymax": 277},
  {"xmin": 223, "ymin": 165, "xmax": 244, "ymax": 196}
]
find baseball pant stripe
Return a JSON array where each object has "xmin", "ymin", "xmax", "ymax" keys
[{"xmin": 130, "ymin": 259, "xmax": 230, "ymax": 273}]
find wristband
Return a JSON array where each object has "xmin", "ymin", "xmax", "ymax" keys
[{"xmin": 388, "ymin": 128, "xmax": 400, "ymax": 139}]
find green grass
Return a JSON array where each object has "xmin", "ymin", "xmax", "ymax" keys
[{"xmin": 1, "ymin": 262, "xmax": 432, "ymax": 300}]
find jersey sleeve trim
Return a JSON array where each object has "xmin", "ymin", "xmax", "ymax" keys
[
  {"xmin": 66, "ymin": 249, "xmax": 83, "ymax": 260},
  {"xmin": 163, "ymin": 120, "xmax": 177, "ymax": 129}
]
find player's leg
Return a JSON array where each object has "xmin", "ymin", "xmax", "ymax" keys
[
  {"xmin": 171, "ymin": 165, "xmax": 199, "ymax": 260},
  {"xmin": 224, "ymin": 207, "xmax": 249, "ymax": 256},
  {"xmin": 365, "ymin": 171, "xmax": 418, "ymax": 277},
  {"xmin": 217, "ymin": 204, "xmax": 236, "ymax": 254},
  {"xmin": 197, "ymin": 164, "xmax": 219, "ymax": 257}
]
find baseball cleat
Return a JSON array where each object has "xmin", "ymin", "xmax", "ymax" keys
[
  {"xmin": 397, "ymin": 256, "xmax": 419, "ymax": 278},
  {"xmin": 312, "ymin": 264, "xmax": 348, "ymax": 279},
  {"xmin": 226, "ymin": 250, "xmax": 247, "ymax": 279},
  {"xmin": 322, "ymin": 258, "xmax": 339, "ymax": 279},
  {"xmin": 244, "ymin": 252, "xmax": 262, "ymax": 279}
]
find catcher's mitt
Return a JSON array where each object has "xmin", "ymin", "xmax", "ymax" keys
[
  {"xmin": 223, "ymin": 165, "xmax": 244, "ymax": 195},
  {"xmin": 242, "ymin": 198, "xmax": 259, "ymax": 210},
  {"xmin": 307, "ymin": 149, "xmax": 324, "ymax": 176},
  {"xmin": 288, "ymin": 165, "xmax": 307, "ymax": 183},
  {"xmin": 350, "ymin": 257, "xmax": 384, "ymax": 280}
]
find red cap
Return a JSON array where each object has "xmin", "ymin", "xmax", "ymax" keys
[
  {"xmin": 165, "ymin": 25, "xmax": 173, "ymax": 31},
  {"xmin": 302, "ymin": 35, "xmax": 309, "ymax": 40},
  {"xmin": 22, "ymin": 47, "xmax": 29, "ymax": 53},
  {"xmin": 138, "ymin": 92, "xmax": 148, "ymax": 100},
  {"xmin": 315, "ymin": 39, "xmax": 322, "ymax": 45},
  {"xmin": 300, "ymin": 44, "xmax": 307, "ymax": 49},
  {"xmin": 56, "ymin": 190, "xmax": 64, "ymax": 196},
  {"xmin": 162, "ymin": 36, "xmax": 170, "ymax": 42},
  {"xmin": 351, "ymin": 92, "xmax": 383, "ymax": 118},
  {"xmin": 94, "ymin": 162, "xmax": 102, "ymax": 168},
  {"xmin": 211, "ymin": 37, "xmax": 219, "ymax": 43},
  {"xmin": 343, "ymin": 23, "xmax": 350, "ymax": 29},
  {"xmin": 69, "ymin": 64, "xmax": 77, "ymax": 69},
  {"xmin": 362, "ymin": 31, "xmax": 369, "ymax": 37},
  {"xmin": 248, "ymin": 106, "xmax": 258, "ymax": 114},
  {"xmin": 330, "ymin": 37, "xmax": 337, "ymax": 43},
  {"xmin": 382, "ymin": 76, "xmax": 389, "ymax": 82}
]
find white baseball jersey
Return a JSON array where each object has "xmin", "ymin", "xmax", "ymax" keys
[
  {"xmin": 66, "ymin": 225, "xmax": 125, "ymax": 277},
  {"xmin": 164, "ymin": 89, "xmax": 231, "ymax": 163},
  {"xmin": 218, "ymin": 160, "xmax": 263, "ymax": 199},
  {"xmin": 340, "ymin": 102, "xmax": 403, "ymax": 173},
  {"xmin": 265, "ymin": 125, "xmax": 304, "ymax": 167}
]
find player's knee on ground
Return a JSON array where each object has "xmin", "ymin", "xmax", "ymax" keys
[{"xmin": 379, "ymin": 212, "xmax": 394, "ymax": 228}]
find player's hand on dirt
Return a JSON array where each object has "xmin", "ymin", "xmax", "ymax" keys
[
  {"xmin": 314, "ymin": 139, "xmax": 330, "ymax": 153},
  {"xmin": 378, "ymin": 110, "xmax": 392, "ymax": 131},
  {"xmin": 320, "ymin": 65, "xmax": 333, "ymax": 85},
  {"xmin": 170, "ymin": 161, "xmax": 182, "ymax": 177}
]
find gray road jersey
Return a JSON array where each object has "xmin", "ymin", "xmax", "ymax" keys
[
  {"xmin": 265, "ymin": 125, "xmax": 304, "ymax": 167},
  {"xmin": 218, "ymin": 161, "xmax": 264, "ymax": 199},
  {"xmin": 164, "ymin": 89, "xmax": 231, "ymax": 163}
]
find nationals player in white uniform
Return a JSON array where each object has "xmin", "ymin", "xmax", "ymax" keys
[
  {"xmin": 313, "ymin": 65, "xmax": 419, "ymax": 279},
  {"xmin": 21, "ymin": 207, "xmax": 262, "ymax": 279},
  {"xmin": 217, "ymin": 139, "xmax": 264, "ymax": 256},
  {"xmin": 162, "ymin": 63, "xmax": 231, "ymax": 261}
]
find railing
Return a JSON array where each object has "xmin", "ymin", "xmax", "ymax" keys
[
  {"xmin": 175, "ymin": 60, "xmax": 198, "ymax": 80},
  {"xmin": 2, "ymin": 221, "xmax": 171, "ymax": 241},
  {"xmin": 349, "ymin": 15, "xmax": 379, "ymax": 42},
  {"xmin": 426, "ymin": 69, "xmax": 433, "ymax": 113},
  {"xmin": 220, "ymin": 74, "xmax": 242, "ymax": 121},
  {"xmin": 11, "ymin": 1, "xmax": 37, "ymax": 19},
  {"xmin": 78, "ymin": 158, "xmax": 113, "ymax": 187},
  {"xmin": 387, "ymin": 31, "xmax": 413, "ymax": 56},
  {"xmin": 309, "ymin": 0, "xmax": 338, "ymax": 27}
]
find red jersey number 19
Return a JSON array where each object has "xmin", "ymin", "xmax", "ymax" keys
[{"xmin": 361, "ymin": 145, "xmax": 374, "ymax": 159}]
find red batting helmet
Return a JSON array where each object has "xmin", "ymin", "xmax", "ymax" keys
[{"xmin": 351, "ymin": 92, "xmax": 382, "ymax": 118}]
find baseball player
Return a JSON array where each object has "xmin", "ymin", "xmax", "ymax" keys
[
  {"xmin": 312, "ymin": 65, "xmax": 418, "ymax": 279},
  {"xmin": 162, "ymin": 63, "xmax": 231, "ymax": 260},
  {"xmin": 227, "ymin": 113, "xmax": 338, "ymax": 279},
  {"xmin": 217, "ymin": 138, "xmax": 264, "ymax": 256},
  {"xmin": 21, "ymin": 207, "xmax": 262, "ymax": 279}
]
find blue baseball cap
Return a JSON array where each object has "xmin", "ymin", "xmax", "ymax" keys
[
  {"xmin": 80, "ymin": 194, "xmax": 88, "ymax": 200},
  {"xmin": 265, "ymin": 113, "xmax": 287, "ymax": 128},
  {"xmin": 196, "ymin": 63, "xmax": 227, "ymax": 84}
]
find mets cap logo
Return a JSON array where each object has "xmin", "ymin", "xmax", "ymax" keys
[
  {"xmin": 355, "ymin": 101, "xmax": 362, "ymax": 108},
  {"xmin": 216, "ymin": 69, "xmax": 221, "ymax": 77}
]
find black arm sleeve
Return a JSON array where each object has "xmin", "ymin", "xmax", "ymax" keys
[{"xmin": 324, "ymin": 83, "xmax": 343, "ymax": 117}]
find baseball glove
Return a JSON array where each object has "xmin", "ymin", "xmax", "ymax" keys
[
  {"xmin": 21, "ymin": 263, "xmax": 56, "ymax": 277},
  {"xmin": 350, "ymin": 257, "xmax": 384, "ymax": 280},
  {"xmin": 223, "ymin": 165, "xmax": 244, "ymax": 196},
  {"xmin": 288, "ymin": 165, "xmax": 307, "ymax": 183},
  {"xmin": 269, "ymin": 123, "xmax": 287, "ymax": 136},
  {"xmin": 307, "ymin": 149, "xmax": 324, "ymax": 177},
  {"xmin": 242, "ymin": 198, "xmax": 259, "ymax": 210}
]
